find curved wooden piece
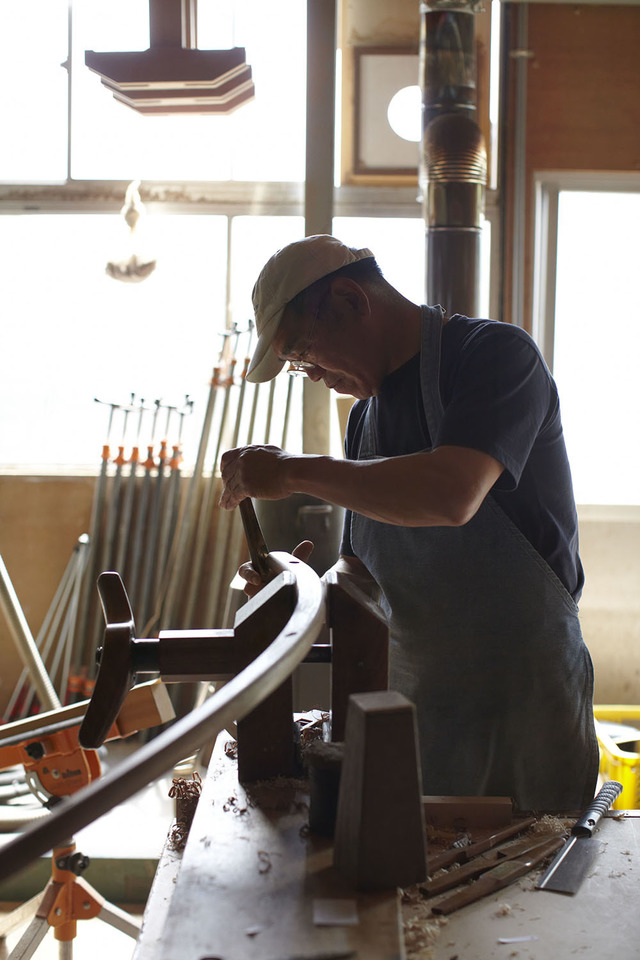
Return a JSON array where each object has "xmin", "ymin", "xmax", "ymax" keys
[
  {"xmin": 0, "ymin": 552, "xmax": 324, "ymax": 885},
  {"xmin": 79, "ymin": 572, "xmax": 137, "ymax": 750}
]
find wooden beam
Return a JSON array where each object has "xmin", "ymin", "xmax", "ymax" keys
[{"xmin": 326, "ymin": 571, "xmax": 389, "ymax": 742}]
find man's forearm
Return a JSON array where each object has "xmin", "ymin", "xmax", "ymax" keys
[
  {"xmin": 286, "ymin": 446, "xmax": 504, "ymax": 527},
  {"xmin": 219, "ymin": 443, "xmax": 504, "ymax": 526}
]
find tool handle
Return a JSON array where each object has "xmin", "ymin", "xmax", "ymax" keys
[
  {"xmin": 79, "ymin": 572, "xmax": 136, "ymax": 749},
  {"xmin": 573, "ymin": 780, "xmax": 623, "ymax": 836},
  {"xmin": 238, "ymin": 498, "xmax": 271, "ymax": 581}
]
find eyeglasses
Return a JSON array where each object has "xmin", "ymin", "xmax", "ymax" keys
[{"xmin": 285, "ymin": 301, "xmax": 322, "ymax": 376}]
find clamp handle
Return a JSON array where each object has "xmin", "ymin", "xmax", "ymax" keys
[
  {"xmin": 79, "ymin": 504, "xmax": 273, "ymax": 749},
  {"xmin": 78, "ymin": 572, "xmax": 137, "ymax": 750},
  {"xmin": 573, "ymin": 780, "xmax": 623, "ymax": 836}
]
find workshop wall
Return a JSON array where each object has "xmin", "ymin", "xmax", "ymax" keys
[
  {"xmin": 577, "ymin": 507, "xmax": 640, "ymax": 705},
  {"xmin": 0, "ymin": 476, "xmax": 94, "ymax": 712},
  {"xmin": 502, "ymin": 2, "xmax": 640, "ymax": 330}
]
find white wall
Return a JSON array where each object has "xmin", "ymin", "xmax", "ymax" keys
[{"xmin": 578, "ymin": 506, "xmax": 640, "ymax": 705}]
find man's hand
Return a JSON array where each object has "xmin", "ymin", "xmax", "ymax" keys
[
  {"xmin": 219, "ymin": 444, "xmax": 296, "ymax": 510},
  {"xmin": 238, "ymin": 539, "xmax": 314, "ymax": 598}
]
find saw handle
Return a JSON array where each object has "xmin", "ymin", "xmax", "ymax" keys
[{"xmin": 573, "ymin": 779, "xmax": 623, "ymax": 836}]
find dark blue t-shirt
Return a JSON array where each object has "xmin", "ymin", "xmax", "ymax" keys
[{"xmin": 341, "ymin": 315, "xmax": 584, "ymax": 601}]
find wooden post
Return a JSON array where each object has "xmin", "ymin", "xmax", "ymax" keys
[
  {"xmin": 326, "ymin": 572, "xmax": 389, "ymax": 742},
  {"xmin": 333, "ymin": 690, "xmax": 427, "ymax": 891},
  {"xmin": 233, "ymin": 576, "xmax": 297, "ymax": 782}
]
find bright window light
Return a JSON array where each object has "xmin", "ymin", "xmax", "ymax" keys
[
  {"xmin": 387, "ymin": 86, "xmax": 422, "ymax": 143},
  {"xmin": 553, "ymin": 190, "xmax": 640, "ymax": 506},
  {"xmin": 0, "ymin": 0, "xmax": 69, "ymax": 181},
  {"xmin": 332, "ymin": 217, "xmax": 426, "ymax": 305},
  {"xmin": 70, "ymin": 0, "xmax": 306, "ymax": 182},
  {"xmin": 0, "ymin": 214, "xmax": 228, "ymax": 469}
]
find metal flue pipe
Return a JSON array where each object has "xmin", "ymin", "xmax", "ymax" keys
[{"xmin": 420, "ymin": 1, "xmax": 487, "ymax": 318}]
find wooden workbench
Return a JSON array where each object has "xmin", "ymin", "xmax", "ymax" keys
[
  {"xmin": 134, "ymin": 733, "xmax": 640, "ymax": 960},
  {"xmin": 134, "ymin": 733, "xmax": 403, "ymax": 960}
]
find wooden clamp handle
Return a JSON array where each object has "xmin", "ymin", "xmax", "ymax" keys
[{"xmin": 78, "ymin": 572, "xmax": 139, "ymax": 750}]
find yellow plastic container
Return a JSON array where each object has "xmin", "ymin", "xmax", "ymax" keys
[{"xmin": 593, "ymin": 705, "xmax": 640, "ymax": 809}]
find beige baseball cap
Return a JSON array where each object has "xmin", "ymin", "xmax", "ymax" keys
[{"xmin": 246, "ymin": 234, "xmax": 374, "ymax": 383}]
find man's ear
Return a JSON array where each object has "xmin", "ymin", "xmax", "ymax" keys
[{"xmin": 329, "ymin": 276, "xmax": 370, "ymax": 318}]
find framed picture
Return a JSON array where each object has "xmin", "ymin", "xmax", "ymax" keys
[{"xmin": 352, "ymin": 46, "xmax": 420, "ymax": 178}]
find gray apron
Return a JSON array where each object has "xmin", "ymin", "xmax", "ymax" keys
[{"xmin": 351, "ymin": 307, "xmax": 599, "ymax": 810}]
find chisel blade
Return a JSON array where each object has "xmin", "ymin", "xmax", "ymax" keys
[
  {"xmin": 535, "ymin": 834, "xmax": 604, "ymax": 894},
  {"xmin": 536, "ymin": 779, "xmax": 623, "ymax": 895}
]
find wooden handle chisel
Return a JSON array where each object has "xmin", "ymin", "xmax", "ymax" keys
[{"xmin": 238, "ymin": 497, "xmax": 271, "ymax": 581}]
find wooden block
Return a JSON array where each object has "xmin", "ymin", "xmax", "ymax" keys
[
  {"xmin": 0, "ymin": 679, "xmax": 174, "ymax": 745},
  {"xmin": 422, "ymin": 795, "xmax": 513, "ymax": 831},
  {"xmin": 326, "ymin": 573, "xmax": 389, "ymax": 742},
  {"xmin": 334, "ymin": 690, "xmax": 427, "ymax": 891},
  {"xmin": 114, "ymin": 679, "xmax": 175, "ymax": 738}
]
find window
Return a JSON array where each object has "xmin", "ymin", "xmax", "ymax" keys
[
  {"xmin": 0, "ymin": 0, "xmax": 69, "ymax": 181},
  {"xmin": 0, "ymin": 213, "xmax": 228, "ymax": 466},
  {"xmin": 0, "ymin": 1, "xmax": 434, "ymax": 472},
  {"xmin": 70, "ymin": 0, "xmax": 307, "ymax": 182},
  {"xmin": 533, "ymin": 176, "xmax": 640, "ymax": 506}
]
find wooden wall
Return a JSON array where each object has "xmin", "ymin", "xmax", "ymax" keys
[
  {"xmin": 503, "ymin": 2, "xmax": 640, "ymax": 328},
  {"xmin": 0, "ymin": 476, "xmax": 94, "ymax": 710}
]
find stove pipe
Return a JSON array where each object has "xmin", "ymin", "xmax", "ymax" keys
[{"xmin": 420, "ymin": 3, "xmax": 487, "ymax": 317}]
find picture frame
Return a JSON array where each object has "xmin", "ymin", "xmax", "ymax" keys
[{"xmin": 352, "ymin": 46, "xmax": 420, "ymax": 179}]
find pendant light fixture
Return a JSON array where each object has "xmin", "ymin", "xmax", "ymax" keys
[{"xmin": 85, "ymin": 0, "xmax": 255, "ymax": 115}]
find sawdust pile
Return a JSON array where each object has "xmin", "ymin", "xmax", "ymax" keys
[
  {"xmin": 401, "ymin": 886, "xmax": 449, "ymax": 959},
  {"xmin": 528, "ymin": 814, "xmax": 571, "ymax": 835}
]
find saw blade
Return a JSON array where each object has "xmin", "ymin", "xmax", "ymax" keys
[{"xmin": 535, "ymin": 834, "xmax": 605, "ymax": 894}]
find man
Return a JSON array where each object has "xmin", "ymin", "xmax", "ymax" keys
[{"xmin": 219, "ymin": 234, "xmax": 599, "ymax": 811}]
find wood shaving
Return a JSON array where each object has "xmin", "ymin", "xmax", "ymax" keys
[
  {"xmin": 224, "ymin": 739, "xmax": 238, "ymax": 760},
  {"xmin": 402, "ymin": 885, "xmax": 449, "ymax": 959},
  {"xmin": 222, "ymin": 795, "xmax": 249, "ymax": 816},
  {"xmin": 297, "ymin": 712, "xmax": 329, "ymax": 748},
  {"xmin": 529, "ymin": 814, "xmax": 571, "ymax": 835},
  {"xmin": 494, "ymin": 902, "xmax": 512, "ymax": 916},
  {"xmin": 168, "ymin": 819, "xmax": 189, "ymax": 850},
  {"xmin": 168, "ymin": 771, "xmax": 202, "ymax": 801},
  {"xmin": 167, "ymin": 772, "xmax": 202, "ymax": 847}
]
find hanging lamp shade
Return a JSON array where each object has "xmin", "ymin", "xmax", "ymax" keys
[{"xmin": 85, "ymin": 0, "xmax": 255, "ymax": 116}]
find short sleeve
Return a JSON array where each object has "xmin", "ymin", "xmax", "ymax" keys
[{"xmin": 438, "ymin": 323, "xmax": 556, "ymax": 490}]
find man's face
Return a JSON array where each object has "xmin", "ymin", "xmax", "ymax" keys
[{"xmin": 271, "ymin": 285, "xmax": 383, "ymax": 400}]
